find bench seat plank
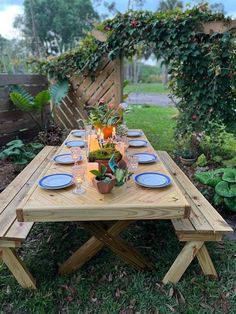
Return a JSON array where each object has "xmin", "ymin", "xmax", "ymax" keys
[
  {"xmin": 4, "ymin": 221, "xmax": 34, "ymax": 241},
  {"xmin": 0, "ymin": 146, "xmax": 56, "ymax": 239},
  {"xmin": 157, "ymin": 151, "xmax": 233, "ymax": 234}
]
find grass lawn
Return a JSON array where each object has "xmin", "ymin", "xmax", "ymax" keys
[
  {"xmin": 124, "ymin": 83, "xmax": 169, "ymax": 94},
  {"xmin": 1, "ymin": 106, "xmax": 236, "ymax": 313},
  {"xmin": 125, "ymin": 105, "xmax": 177, "ymax": 152}
]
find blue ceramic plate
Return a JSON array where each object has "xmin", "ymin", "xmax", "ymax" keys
[
  {"xmin": 127, "ymin": 130, "xmax": 142, "ymax": 137},
  {"xmin": 65, "ymin": 140, "xmax": 85, "ymax": 148},
  {"xmin": 71, "ymin": 130, "xmax": 85, "ymax": 137},
  {"xmin": 53, "ymin": 153, "xmax": 82, "ymax": 165},
  {"xmin": 128, "ymin": 140, "xmax": 148, "ymax": 147},
  {"xmin": 133, "ymin": 153, "xmax": 158, "ymax": 164},
  {"xmin": 133, "ymin": 172, "xmax": 172, "ymax": 188},
  {"xmin": 38, "ymin": 173, "xmax": 74, "ymax": 190}
]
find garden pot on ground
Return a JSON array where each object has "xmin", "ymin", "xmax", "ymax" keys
[
  {"xmin": 180, "ymin": 156, "xmax": 196, "ymax": 166},
  {"xmin": 92, "ymin": 174, "xmax": 116, "ymax": 194}
]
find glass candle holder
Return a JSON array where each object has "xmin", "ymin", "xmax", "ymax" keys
[
  {"xmin": 72, "ymin": 165, "xmax": 86, "ymax": 194},
  {"xmin": 70, "ymin": 147, "xmax": 82, "ymax": 165}
]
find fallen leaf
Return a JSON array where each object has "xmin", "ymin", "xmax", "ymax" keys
[{"xmin": 108, "ymin": 273, "xmax": 113, "ymax": 282}]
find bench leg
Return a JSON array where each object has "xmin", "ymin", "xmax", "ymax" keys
[
  {"xmin": 197, "ymin": 244, "xmax": 218, "ymax": 278},
  {"xmin": 1, "ymin": 248, "xmax": 36, "ymax": 289},
  {"xmin": 162, "ymin": 241, "xmax": 204, "ymax": 284}
]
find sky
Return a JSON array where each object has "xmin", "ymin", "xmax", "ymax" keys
[{"xmin": 0, "ymin": 0, "xmax": 235, "ymax": 39}]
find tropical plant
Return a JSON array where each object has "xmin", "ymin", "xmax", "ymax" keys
[
  {"xmin": 50, "ymin": 80, "xmax": 69, "ymax": 106},
  {"xmin": 90, "ymin": 164, "xmax": 111, "ymax": 183},
  {"xmin": 9, "ymin": 85, "xmax": 50, "ymax": 130},
  {"xmin": 0, "ymin": 139, "xmax": 44, "ymax": 165},
  {"xmin": 87, "ymin": 98, "xmax": 125, "ymax": 127},
  {"xmin": 195, "ymin": 168, "xmax": 236, "ymax": 212}
]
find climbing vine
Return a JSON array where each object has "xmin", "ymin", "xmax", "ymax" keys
[{"xmin": 34, "ymin": 4, "xmax": 236, "ymax": 136}]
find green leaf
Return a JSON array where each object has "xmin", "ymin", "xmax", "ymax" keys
[
  {"xmin": 224, "ymin": 197, "xmax": 236, "ymax": 212},
  {"xmin": 24, "ymin": 151, "xmax": 36, "ymax": 159},
  {"xmin": 9, "ymin": 91, "xmax": 34, "ymax": 112},
  {"xmin": 34, "ymin": 90, "xmax": 50, "ymax": 111},
  {"xmin": 15, "ymin": 159, "xmax": 28, "ymax": 165},
  {"xmin": 6, "ymin": 140, "xmax": 24, "ymax": 148},
  {"xmin": 213, "ymin": 193, "xmax": 224, "ymax": 206},
  {"xmin": 195, "ymin": 171, "xmax": 221, "ymax": 187},
  {"xmin": 90, "ymin": 170, "xmax": 101, "ymax": 177},
  {"xmin": 215, "ymin": 181, "xmax": 236, "ymax": 198},
  {"xmin": 50, "ymin": 80, "xmax": 69, "ymax": 106},
  {"xmin": 29, "ymin": 143, "xmax": 44, "ymax": 150},
  {"xmin": 101, "ymin": 164, "xmax": 107, "ymax": 177},
  {"xmin": 222, "ymin": 169, "xmax": 236, "ymax": 183}
]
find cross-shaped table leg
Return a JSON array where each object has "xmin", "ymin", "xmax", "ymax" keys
[{"xmin": 59, "ymin": 220, "xmax": 153, "ymax": 275}]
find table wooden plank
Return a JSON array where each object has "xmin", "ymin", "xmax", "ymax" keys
[{"xmin": 17, "ymin": 130, "xmax": 190, "ymax": 223}]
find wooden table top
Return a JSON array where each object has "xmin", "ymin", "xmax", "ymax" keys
[{"xmin": 16, "ymin": 130, "xmax": 190, "ymax": 222}]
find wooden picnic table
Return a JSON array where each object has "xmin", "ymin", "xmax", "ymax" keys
[{"xmin": 16, "ymin": 130, "xmax": 190, "ymax": 275}]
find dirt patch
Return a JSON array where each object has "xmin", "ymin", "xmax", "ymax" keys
[{"xmin": 0, "ymin": 160, "xmax": 20, "ymax": 192}]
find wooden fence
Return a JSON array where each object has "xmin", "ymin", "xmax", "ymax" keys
[
  {"xmin": 53, "ymin": 58, "xmax": 123, "ymax": 129},
  {"xmin": 0, "ymin": 74, "xmax": 48, "ymax": 145}
]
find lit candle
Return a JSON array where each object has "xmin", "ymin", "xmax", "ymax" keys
[
  {"xmin": 97, "ymin": 128, "xmax": 101, "ymax": 139},
  {"xmin": 112, "ymin": 127, "xmax": 116, "ymax": 138},
  {"xmin": 100, "ymin": 132, "xmax": 104, "ymax": 141}
]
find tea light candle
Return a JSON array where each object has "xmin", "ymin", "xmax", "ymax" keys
[
  {"xmin": 97, "ymin": 128, "xmax": 101, "ymax": 139},
  {"xmin": 112, "ymin": 127, "xmax": 116, "ymax": 138}
]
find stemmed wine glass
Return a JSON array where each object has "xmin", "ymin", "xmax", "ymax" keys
[
  {"xmin": 126, "ymin": 154, "xmax": 139, "ymax": 187},
  {"xmin": 70, "ymin": 147, "xmax": 81, "ymax": 165},
  {"xmin": 72, "ymin": 165, "xmax": 86, "ymax": 194}
]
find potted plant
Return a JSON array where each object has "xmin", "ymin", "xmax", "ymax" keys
[
  {"xmin": 87, "ymin": 99, "xmax": 126, "ymax": 138},
  {"xmin": 177, "ymin": 133, "xmax": 198, "ymax": 166},
  {"xmin": 89, "ymin": 142, "xmax": 122, "ymax": 173},
  {"xmin": 90, "ymin": 164, "xmax": 116, "ymax": 194}
]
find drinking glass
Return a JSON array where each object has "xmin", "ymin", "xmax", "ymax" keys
[
  {"xmin": 70, "ymin": 147, "xmax": 81, "ymax": 165},
  {"xmin": 72, "ymin": 165, "xmax": 86, "ymax": 194},
  {"xmin": 121, "ymin": 136, "xmax": 129, "ymax": 154},
  {"xmin": 127, "ymin": 154, "xmax": 139, "ymax": 173},
  {"xmin": 126, "ymin": 154, "xmax": 139, "ymax": 187}
]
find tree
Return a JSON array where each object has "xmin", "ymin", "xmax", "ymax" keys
[
  {"xmin": 157, "ymin": 0, "xmax": 183, "ymax": 84},
  {"xmin": 157, "ymin": 0, "xmax": 183, "ymax": 11},
  {"xmin": 14, "ymin": 0, "xmax": 99, "ymax": 56}
]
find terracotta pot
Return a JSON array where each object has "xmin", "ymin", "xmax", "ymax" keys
[
  {"xmin": 92, "ymin": 174, "xmax": 116, "ymax": 194},
  {"xmin": 102, "ymin": 125, "xmax": 115, "ymax": 139},
  {"xmin": 180, "ymin": 156, "xmax": 196, "ymax": 166}
]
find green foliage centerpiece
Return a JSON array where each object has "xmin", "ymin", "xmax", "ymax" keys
[{"xmin": 88, "ymin": 98, "xmax": 126, "ymax": 139}]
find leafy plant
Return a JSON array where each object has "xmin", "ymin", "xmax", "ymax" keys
[
  {"xmin": 34, "ymin": 6, "xmax": 235, "ymax": 140},
  {"xmin": 196, "ymin": 154, "xmax": 208, "ymax": 167},
  {"xmin": 9, "ymin": 85, "xmax": 50, "ymax": 130},
  {"xmin": 87, "ymin": 99, "xmax": 125, "ymax": 127},
  {"xmin": 195, "ymin": 168, "xmax": 236, "ymax": 212},
  {"xmin": 50, "ymin": 80, "xmax": 69, "ymax": 106},
  {"xmin": 90, "ymin": 164, "xmax": 111, "ymax": 183},
  {"xmin": 0, "ymin": 139, "xmax": 44, "ymax": 165}
]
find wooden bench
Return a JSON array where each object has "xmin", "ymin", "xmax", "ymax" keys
[
  {"xmin": 157, "ymin": 151, "xmax": 233, "ymax": 284},
  {"xmin": 0, "ymin": 146, "xmax": 57, "ymax": 289}
]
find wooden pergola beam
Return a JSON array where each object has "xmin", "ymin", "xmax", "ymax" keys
[{"xmin": 201, "ymin": 20, "xmax": 236, "ymax": 34}]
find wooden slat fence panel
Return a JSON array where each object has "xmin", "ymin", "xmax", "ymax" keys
[
  {"xmin": 53, "ymin": 58, "xmax": 123, "ymax": 129},
  {"xmin": 0, "ymin": 74, "xmax": 49, "ymax": 146}
]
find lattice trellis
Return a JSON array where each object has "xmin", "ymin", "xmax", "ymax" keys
[{"xmin": 53, "ymin": 58, "xmax": 123, "ymax": 129}]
